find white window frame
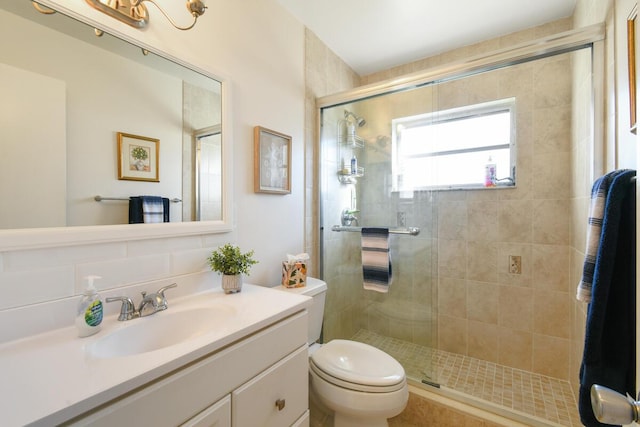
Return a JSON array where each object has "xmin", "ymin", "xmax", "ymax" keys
[{"xmin": 391, "ymin": 98, "xmax": 517, "ymax": 191}]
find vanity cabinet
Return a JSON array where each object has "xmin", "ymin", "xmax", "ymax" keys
[
  {"xmin": 65, "ymin": 311, "xmax": 309, "ymax": 427},
  {"xmin": 232, "ymin": 345, "xmax": 308, "ymax": 426},
  {"xmin": 181, "ymin": 395, "xmax": 231, "ymax": 427}
]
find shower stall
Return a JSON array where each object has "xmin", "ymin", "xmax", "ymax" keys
[{"xmin": 317, "ymin": 25, "xmax": 602, "ymax": 427}]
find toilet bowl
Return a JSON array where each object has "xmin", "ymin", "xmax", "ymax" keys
[
  {"xmin": 277, "ymin": 278, "xmax": 408, "ymax": 427},
  {"xmin": 310, "ymin": 339, "xmax": 408, "ymax": 427}
]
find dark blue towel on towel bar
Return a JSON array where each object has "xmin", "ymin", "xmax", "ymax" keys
[
  {"xmin": 579, "ymin": 169, "xmax": 636, "ymax": 427},
  {"xmin": 361, "ymin": 227, "xmax": 392, "ymax": 293},
  {"xmin": 577, "ymin": 171, "xmax": 621, "ymax": 302},
  {"xmin": 129, "ymin": 196, "xmax": 170, "ymax": 224}
]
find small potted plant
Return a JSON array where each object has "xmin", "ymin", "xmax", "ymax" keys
[{"xmin": 207, "ymin": 244, "xmax": 258, "ymax": 293}]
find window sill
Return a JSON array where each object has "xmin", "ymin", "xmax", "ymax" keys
[{"xmin": 393, "ymin": 182, "xmax": 516, "ymax": 193}]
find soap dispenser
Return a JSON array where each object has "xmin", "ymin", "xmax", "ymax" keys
[{"xmin": 76, "ymin": 275, "xmax": 104, "ymax": 337}]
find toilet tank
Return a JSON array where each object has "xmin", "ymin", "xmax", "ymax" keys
[{"xmin": 276, "ymin": 277, "xmax": 326, "ymax": 345}]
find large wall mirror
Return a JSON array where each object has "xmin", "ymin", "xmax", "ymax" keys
[{"xmin": 0, "ymin": 2, "xmax": 232, "ymax": 250}]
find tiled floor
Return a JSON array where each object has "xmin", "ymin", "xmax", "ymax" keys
[{"xmin": 352, "ymin": 329, "xmax": 582, "ymax": 427}]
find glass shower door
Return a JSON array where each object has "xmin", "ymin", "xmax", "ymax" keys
[{"xmin": 319, "ymin": 91, "xmax": 438, "ymax": 385}]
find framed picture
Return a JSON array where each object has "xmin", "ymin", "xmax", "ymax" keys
[
  {"xmin": 117, "ymin": 132, "xmax": 159, "ymax": 182},
  {"xmin": 628, "ymin": 6, "xmax": 637, "ymax": 134},
  {"xmin": 254, "ymin": 126, "xmax": 291, "ymax": 194}
]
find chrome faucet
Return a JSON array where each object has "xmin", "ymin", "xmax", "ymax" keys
[
  {"xmin": 105, "ymin": 296, "xmax": 138, "ymax": 321},
  {"xmin": 138, "ymin": 283, "xmax": 177, "ymax": 316},
  {"xmin": 106, "ymin": 283, "xmax": 177, "ymax": 321}
]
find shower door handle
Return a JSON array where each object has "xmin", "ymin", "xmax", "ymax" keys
[{"xmin": 590, "ymin": 384, "xmax": 640, "ymax": 424}]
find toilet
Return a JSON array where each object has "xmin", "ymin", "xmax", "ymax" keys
[{"xmin": 278, "ymin": 278, "xmax": 408, "ymax": 427}]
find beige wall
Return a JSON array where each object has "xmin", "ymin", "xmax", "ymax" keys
[
  {"xmin": 303, "ymin": 29, "xmax": 361, "ymax": 275},
  {"xmin": 570, "ymin": 0, "xmax": 616, "ymax": 402}
]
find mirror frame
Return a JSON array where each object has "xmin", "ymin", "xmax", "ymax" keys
[{"xmin": 0, "ymin": 0, "xmax": 233, "ymax": 251}]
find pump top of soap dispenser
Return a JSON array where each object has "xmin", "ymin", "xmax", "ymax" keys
[{"xmin": 84, "ymin": 275, "xmax": 101, "ymax": 293}]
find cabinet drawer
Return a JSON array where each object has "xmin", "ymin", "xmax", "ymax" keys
[
  {"xmin": 232, "ymin": 345, "xmax": 308, "ymax": 427},
  {"xmin": 181, "ymin": 395, "xmax": 230, "ymax": 427}
]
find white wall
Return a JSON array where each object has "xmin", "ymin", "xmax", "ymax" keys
[
  {"xmin": 0, "ymin": 64, "xmax": 66, "ymax": 228},
  {"xmin": 205, "ymin": 1, "xmax": 306, "ymax": 279},
  {"xmin": 1, "ymin": 8, "xmax": 184, "ymax": 226},
  {"xmin": 0, "ymin": 0, "xmax": 305, "ymax": 316},
  {"xmin": 614, "ymin": 0, "xmax": 638, "ymax": 168}
]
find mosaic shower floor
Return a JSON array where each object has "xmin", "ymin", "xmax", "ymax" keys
[{"xmin": 352, "ymin": 329, "xmax": 582, "ymax": 427}]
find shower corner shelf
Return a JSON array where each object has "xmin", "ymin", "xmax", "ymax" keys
[
  {"xmin": 337, "ymin": 166, "xmax": 364, "ymax": 184},
  {"xmin": 338, "ymin": 135, "xmax": 365, "ymax": 149}
]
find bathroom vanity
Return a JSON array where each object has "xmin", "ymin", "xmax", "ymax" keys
[{"xmin": 0, "ymin": 284, "xmax": 311, "ymax": 427}]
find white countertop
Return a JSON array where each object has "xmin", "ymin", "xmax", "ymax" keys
[{"xmin": 0, "ymin": 284, "xmax": 311, "ymax": 427}]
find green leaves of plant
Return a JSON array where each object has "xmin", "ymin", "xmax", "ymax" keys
[{"xmin": 207, "ymin": 243, "xmax": 258, "ymax": 276}]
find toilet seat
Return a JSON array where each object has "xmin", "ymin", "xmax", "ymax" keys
[
  {"xmin": 309, "ymin": 339, "xmax": 406, "ymax": 393},
  {"xmin": 310, "ymin": 359, "xmax": 406, "ymax": 393}
]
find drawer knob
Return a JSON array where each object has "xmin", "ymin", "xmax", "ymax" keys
[{"xmin": 275, "ymin": 398, "xmax": 286, "ymax": 411}]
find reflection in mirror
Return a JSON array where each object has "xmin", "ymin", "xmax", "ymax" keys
[
  {"xmin": 0, "ymin": 2, "xmax": 223, "ymax": 230},
  {"xmin": 194, "ymin": 125, "xmax": 222, "ymax": 221}
]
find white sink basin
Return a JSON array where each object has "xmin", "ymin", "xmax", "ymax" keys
[{"xmin": 88, "ymin": 306, "xmax": 235, "ymax": 358}]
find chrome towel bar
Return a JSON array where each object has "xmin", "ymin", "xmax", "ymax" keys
[
  {"xmin": 331, "ymin": 225, "xmax": 420, "ymax": 236},
  {"xmin": 94, "ymin": 195, "xmax": 182, "ymax": 203}
]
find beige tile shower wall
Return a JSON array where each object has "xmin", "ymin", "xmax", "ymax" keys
[
  {"xmin": 307, "ymin": 9, "xmax": 615, "ymax": 389},
  {"xmin": 571, "ymin": 0, "xmax": 613, "ymax": 403},
  {"xmin": 303, "ymin": 29, "xmax": 362, "ymax": 340},
  {"xmin": 359, "ymin": 19, "xmax": 576, "ymax": 381},
  {"xmin": 569, "ymin": 45, "xmax": 595, "ymax": 406},
  {"xmin": 317, "ymin": 104, "xmax": 369, "ymax": 341},
  {"xmin": 432, "ymin": 53, "xmax": 573, "ymax": 380}
]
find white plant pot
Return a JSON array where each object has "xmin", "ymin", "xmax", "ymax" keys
[{"xmin": 222, "ymin": 274, "xmax": 243, "ymax": 294}]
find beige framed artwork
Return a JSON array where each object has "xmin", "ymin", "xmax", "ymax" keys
[
  {"xmin": 117, "ymin": 132, "xmax": 159, "ymax": 182},
  {"xmin": 254, "ymin": 126, "xmax": 291, "ymax": 194}
]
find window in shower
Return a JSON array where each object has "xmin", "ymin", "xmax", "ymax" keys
[{"xmin": 392, "ymin": 97, "xmax": 516, "ymax": 191}]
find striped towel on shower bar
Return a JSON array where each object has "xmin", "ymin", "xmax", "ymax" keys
[{"xmin": 361, "ymin": 227, "xmax": 392, "ymax": 293}]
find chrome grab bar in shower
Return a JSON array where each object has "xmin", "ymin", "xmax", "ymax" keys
[{"xmin": 331, "ymin": 225, "xmax": 420, "ymax": 236}]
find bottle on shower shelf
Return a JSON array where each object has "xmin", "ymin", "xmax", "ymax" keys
[
  {"xmin": 347, "ymin": 123, "xmax": 357, "ymax": 145},
  {"xmin": 484, "ymin": 156, "xmax": 496, "ymax": 187},
  {"xmin": 350, "ymin": 155, "xmax": 358, "ymax": 176}
]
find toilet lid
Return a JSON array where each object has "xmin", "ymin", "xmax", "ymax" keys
[{"xmin": 310, "ymin": 340, "xmax": 405, "ymax": 389}]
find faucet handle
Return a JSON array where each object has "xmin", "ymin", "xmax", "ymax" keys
[
  {"xmin": 157, "ymin": 283, "xmax": 177, "ymax": 296},
  {"xmin": 156, "ymin": 283, "xmax": 177, "ymax": 310},
  {"xmin": 106, "ymin": 296, "xmax": 138, "ymax": 321}
]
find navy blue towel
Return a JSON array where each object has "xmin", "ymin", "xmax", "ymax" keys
[
  {"xmin": 579, "ymin": 169, "xmax": 636, "ymax": 427},
  {"xmin": 577, "ymin": 171, "xmax": 621, "ymax": 302},
  {"xmin": 129, "ymin": 196, "xmax": 170, "ymax": 224}
]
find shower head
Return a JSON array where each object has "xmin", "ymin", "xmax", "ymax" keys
[{"xmin": 344, "ymin": 110, "xmax": 366, "ymax": 127}]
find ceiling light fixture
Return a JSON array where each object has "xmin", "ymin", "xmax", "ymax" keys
[
  {"xmin": 84, "ymin": 0, "xmax": 206, "ymax": 31},
  {"xmin": 31, "ymin": 2, "xmax": 56, "ymax": 14}
]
